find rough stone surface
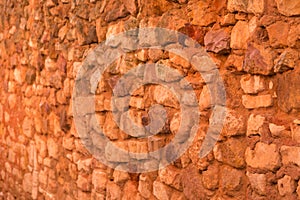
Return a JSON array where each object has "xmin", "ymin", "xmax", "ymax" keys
[
  {"xmin": 153, "ymin": 181, "xmax": 172, "ymax": 200},
  {"xmin": 267, "ymin": 21, "xmax": 289, "ymax": 48},
  {"xmin": 245, "ymin": 142, "xmax": 281, "ymax": 171},
  {"xmin": 247, "ymin": 0, "xmax": 264, "ymax": 14},
  {"xmin": 247, "ymin": 114, "xmax": 265, "ymax": 136},
  {"xmin": 92, "ymin": 170, "xmax": 107, "ymax": 192},
  {"xmin": 227, "ymin": 0, "xmax": 248, "ymax": 12},
  {"xmin": 202, "ymin": 164, "xmax": 219, "ymax": 190},
  {"xmin": 240, "ymin": 75, "xmax": 264, "ymax": 94},
  {"xmin": 269, "ymin": 123, "xmax": 286, "ymax": 137},
  {"xmin": 243, "ymin": 44, "xmax": 274, "ymax": 75},
  {"xmin": 291, "ymin": 123, "xmax": 300, "ymax": 143},
  {"xmin": 247, "ymin": 172, "xmax": 267, "ymax": 195},
  {"xmin": 275, "ymin": 0, "xmax": 300, "ymax": 16},
  {"xmin": 222, "ymin": 109, "xmax": 246, "ymax": 137},
  {"xmin": 278, "ymin": 175, "xmax": 296, "ymax": 196},
  {"xmin": 0, "ymin": 1, "xmax": 300, "ymax": 199},
  {"xmin": 274, "ymin": 49, "xmax": 298, "ymax": 73},
  {"xmin": 242, "ymin": 95, "xmax": 273, "ymax": 109},
  {"xmin": 277, "ymin": 69, "xmax": 300, "ymax": 113},
  {"xmin": 213, "ymin": 138, "xmax": 246, "ymax": 168},
  {"xmin": 204, "ymin": 29, "xmax": 230, "ymax": 54},
  {"xmin": 280, "ymin": 146, "xmax": 300, "ymax": 167},
  {"xmin": 220, "ymin": 165, "xmax": 243, "ymax": 194},
  {"xmin": 231, "ymin": 21, "xmax": 249, "ymax": 50},
  {"xmin": 297, "ymin": 180, "xmax": 300, "ymax": 197}
]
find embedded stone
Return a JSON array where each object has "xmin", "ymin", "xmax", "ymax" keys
[
  {"xmin": 113, "ymin": 169, "xmax": 130, "ymax": 184},
  {"xmin": 280, "ymin": 146, "xmax": 300, "ymax": 167},
  {"xmin": 22, "ymin": 117, "xmax": 33, "ymax": 138},
  {"xmin": 247, "ymin": 114, "xmax": 265, "ymax": 136},
  {"xmin": 222, "ymin": 109, "xmax": 246, "ymax": 137},
  {"xmin": 291, "ymin": 123, "xmax": 300, "ymax": 143},
  {"xmin": 153, "ymin": 181, "xmax": 172, "ymax": 200},
  {"xmin": 202, "ymin": 164, "xmax": 219, "ymax": 190},
  {"xmin": 47, "ymin": 138, "xmax": 59, "ymax": 159},
  {"xmin": 76, "ymin": 20, "xmax": 98, "ymax": 46},
  {"xmin": 278, "ymin": 175, "xmax": 296, "ymax": 196},
  {"xmin": 77, "ymin": 174, "xmax": 91, "ymax": 192},
  {"xmin": 220, "ymin": 165, "xmax": 243, "ymax": 193},
  {"xmin": 189, "ymin": 2, "xmax": 218, "ymax": 27},
  {"xmin": 106, "ymin": 181, "xmax": 122, "ymax": 200},
  {"xmin": 269, "ymin": 123, "xmax": 286, "ymax": 137},
  {"xmin": 247, "ymin": 0, "xmax": 264, "ymax": 14},
  {"xmin": 181, "ymin": 165, "xmax": 206, "ymax": 199},
  {"xmin": 267, "ymin": 21, "xmax": 289, "ymax": 47},
  {"xmin": 242, "ymin": 95, "xmax": 273, "ymax": 109},
  {"xmin": 25, "ymin": 68, "xmax": 36, "ymax": 85},
  {"xmin": 246, "ymin": 172, "xmax": 267, "ymax": 195},
  {"xmin": 227, "ymin": 0, "xmax": 248, "ymax": 12},
  {"xmin": 245, "ymin": 142, "xmax": 281, "ymax": 171},
  {"xmin": 277, "ymin": 69, "xmax": 300, "ymax": 113},
  {"xmin": 243, "ymin": 44, "xmax": 274, "ymax": 75},
  {"xmin": 288, "ymin": 23, "xmax": 300, "ymax": 47},
  {"xmin": 204, "ymin": 29, "xmax": 230, "ymax": 54},
  {"xmin": 92, "ymin": 170, "xmax": 107, "ymax": 192},
  {"xmin": 231, "ymin": 21, "xmax": 249, "ymax": 50},
  {"xmin": 158, "ymin": 166, "xmax": 182, "ymax": 190},
  {"xmin": 138, "ymin": 174, "xmax": 153, "ymax": 199},
  {"xmin": 213, "ymin": 138, "xmax": 246, "ymax": 168},
  {"xmin": 23, "ymin": 173, "xmax": 32, "ymax": 193},
  {"xmin": 275, "ymin": 0, "xmax": 300, "ymax": 16},
  {"xmin": 122, "ymin": 181, "xmax": 140, "ymax": 200},
  {"xmin": 274, "ymin": 49, "xmax": 298, "ymax": 73},
  {"xmin": 105, "ymin": 4, "xmax": 129, "ymax": 23},
  {"xmin": 240, "ymin": 75, "xmax": 265, "ymax": 94}
]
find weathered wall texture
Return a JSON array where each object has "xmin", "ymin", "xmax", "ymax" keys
[{"xmin": 0, "ymin": 0, "xmax": 300, "ymax": 199}]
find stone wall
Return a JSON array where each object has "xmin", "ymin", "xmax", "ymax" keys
[{"xmin": 0, "ymin": 0, "xmax": 300, "ymax": 199}]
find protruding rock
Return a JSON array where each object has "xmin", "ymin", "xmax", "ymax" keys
[
  {"xmin": 23, "ymin": 173, "xmax": 32, "ymax": 193},
  {"xmin": 213, "ymin": 138, "xmax": 246, "ymax": 168},
  {"xmin": 278, "ymin": 175, "xmax": 296, "ymax": 196},
  {"xmin": 297, "ymin": 180, "xmax": 300, "ymax": 197},
  {"xmin": 204, "ymin": 29, "xmax": 230, "ymax": 54},
  {"xmin": 274, "ymin": 49, "xmax": 298, "ymax": 73},
  {"xmin": 202, "ymin": 164, "xmax": 219, "ymax": 190},
  {"xmin": 247, "ymin": 172, "xmax": 267, "ymax": 195},
  {"xmin": 245, "ymin": 142, "xmax": 281, "ymax": 171},
  {"xmin": 240, "ymin": 75, "xmax": 265, "ymax": 94},
  {"xmin": 291, "ymin": 122, "xmax": 300, "ymax": 143},
  {"xmin": 267, "ymin": 21, "xmax": 289, "ymax": 48},
  {"xmin": 277, "ymin": 69, "xmax": 300, "ymax": 113},
  {"xmin": 247, "ymin": 0, "xmax": 264, "ymax": 14},
  {"xmin": 77, "ymin": 174, "xmax": 91, "ymax": 192},
  {"xmin": 242, "ymin": 95, "xmax": 273, "ymax": 109},
  {"xmin": 227, "ymin": 0, "xmax": 248, "ymax": 12},
  {"xmin": 153, "ymin": 181, "xmax": 172, "ymax": 200},
  {"xmin": 158, "ymin": 166, "xmax": 182, "ymax": 190},
  {"xmin": 280, "ymin": 146, "xmax": 300, "ymax": 167},
  {"xmin": 247, "ymin": 114, "xmax": 265, "ymax": 136},
  {"xmin": 222, "ymin": 109, "xmax": 246, "ymax": 137},
  {"xmin": 269, "ymin": 123, "xmax": 285, "ymax": 137},
  {"xmin": 220, "ymin": 165, "xmax": 243, "ymax": 194},
  {"xmin": 105, "ymin": 4, "xmax": 129, "ymax": 23},
  {"xmin": 22, "ymin": 117, "xmax": 33, "ymax": 138},
  {"xmin": 106, "ymin": 181, "xmax": 122, "ymax": 200},
  {"xmin": 231, "ymin": 21, "xmax": 249, "ymax": 50},
  {"xmin": 243, "ymin": 44, "xmax": 274, "ymax": 75},
  {"xmin": 275, "ymin": 0, "xmax": 300, "ymax": 16},
  {"xmin": 138, "ymin": 174, "xmax": 153, "ymax": 199},
  {"xmin": 76, "ymin": 20, "xmax": 98, "ymax": 46}
]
